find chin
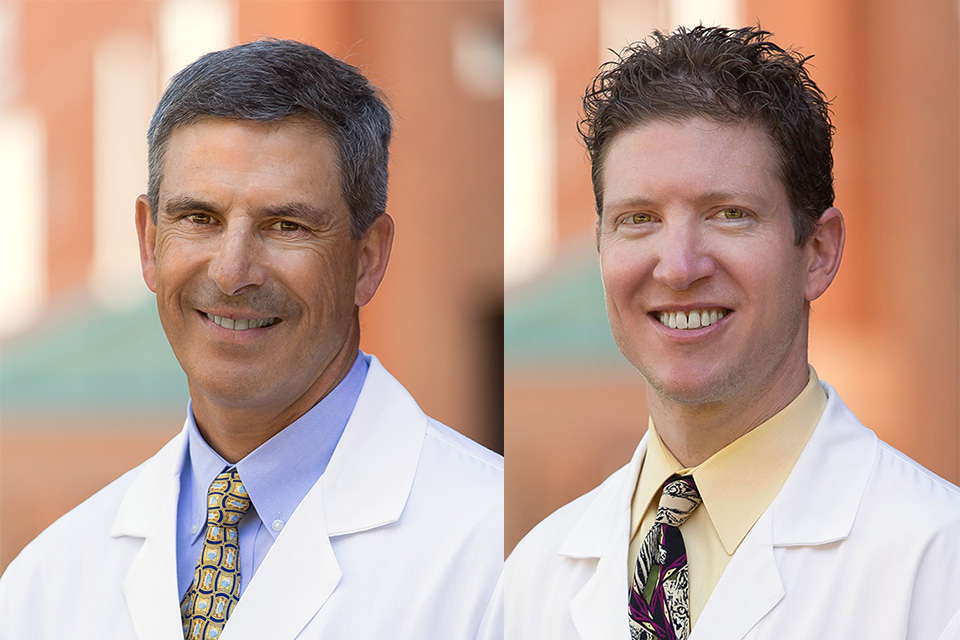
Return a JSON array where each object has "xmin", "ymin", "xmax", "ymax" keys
[
  {"xmin": 189, "ymin": 369, "xmax": 278, "ymax": 408},
  {"xmin": 638, "ymin": 362, "xmax": 742, "ymax": 407},
  {"xmin": 649, "ymin": 381, "xmax": 728, "ymax": 406}
]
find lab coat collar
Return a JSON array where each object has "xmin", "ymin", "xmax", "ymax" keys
[
  {"xmin": 225, "ymin": 354, "xmax": 427, "ymax": 639},
  {"xmin": 561, "ymin": 436, "xmax": 647, "ymax": 640},
  {"xmin": 559, "ymin": 436, "xmax": 647, "ymax": 560},
  {"xmin": 692, "ymin": 382, "xmax": 879, "ymax": 638},
  {"xmin": 110, "ymin": 355, "xmax": 428, "ymax": 640},
  {"xmin": 769, "ymin": 382, "xmax": 877, "ymax": 546},
  {"xmin": 555, "ymin": 382, "xmax": 879, "ymax": 640},
  {"xmin": 112, "ymin": 426, "xmax": 189, "ymax": 640},
  {"xmin": 320, "ymin": 353, "xmax": 426, "ymax": 536}
]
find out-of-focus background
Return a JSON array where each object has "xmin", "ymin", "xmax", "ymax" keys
[
  {"xmin": 505, "ymin": 0, "xmax": 959, "ymax": 553},
  {"xmin": 0, "ymin": 0, "xmax": 503, "ymax": 571}
]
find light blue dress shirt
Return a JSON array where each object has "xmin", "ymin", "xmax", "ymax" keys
[{"xmin": 175, "ymin": 351, "xmax": 368, "ymax": 598}]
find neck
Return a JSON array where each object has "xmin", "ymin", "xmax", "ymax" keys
[
  {"xmin": 190, "ymin": 327, "xmax": 361, "ymax": 464},
  {"xmin": 648, "ymin": 359, "xmax": 810, "ymax": 468}
]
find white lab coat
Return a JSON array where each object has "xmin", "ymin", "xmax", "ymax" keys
[
  {"xmin": 0, "ymin": 356, "xmax": 504, "ymax": 639},
  {"xmin": 506, "ymin": 383, "xmax": 960, "ymax": 640}
]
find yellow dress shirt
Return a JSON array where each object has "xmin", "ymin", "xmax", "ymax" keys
[{"xmin": 628, "ymin": 368, "xmax": 827, "ymax": 627}]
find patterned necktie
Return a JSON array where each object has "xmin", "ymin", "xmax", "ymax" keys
[
  {"xmin": 181, "ymin": 468, "xmax": 252, "ymax": 640},
  {"xmin": 629, "ymin": 475, "xmax": 702, "ymax": 640}
]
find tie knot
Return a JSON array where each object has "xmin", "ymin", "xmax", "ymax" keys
[
  {"xmin": 654, "ymin": 475, "xmax": 701, "ymax": 528},
  {"xmin": 206, "ymin": 468, "xmax": 251, "ymax": 526}
]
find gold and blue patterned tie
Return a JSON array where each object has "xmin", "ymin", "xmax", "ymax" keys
[{"xmin": 181, "ymin": 468, "xmax": 252, "ymax": 640}]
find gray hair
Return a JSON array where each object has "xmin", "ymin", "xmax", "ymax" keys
[{"xmin": 146, "ymin": 39, "xmax": 392, "ymax": 239}]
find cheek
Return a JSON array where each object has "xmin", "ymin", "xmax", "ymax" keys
[
  {"xmin": 739, "ymin": 251, "xmax": 807, "ymax": 319},
  {"xmin": 600, "ymin": 245, "xmax": 649, "ymax": 304},
  {"xmin": 153, "ymin": 235, "xmax": 202, "ymax": 279},
  {"xmin": 319, "ymin": 247, "xmax": 358, "ymax": 299},
  {"xmin": 286, "ymin": 247, "xmax": 358, "ymax": 311},
  {"xmin": 151, "ymin": 245, "xmax": 186, "ymax": 297}
]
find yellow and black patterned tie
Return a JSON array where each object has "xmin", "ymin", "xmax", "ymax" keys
[
  {"xmin": 629, "ymin": 475, "xmax": 702, "ymax": 640},
  {"xmin": 180, "ymin": 468, "xmax": 251, "ymax": 640}
]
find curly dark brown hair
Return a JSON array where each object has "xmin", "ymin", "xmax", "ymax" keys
[{"xmin": 580, "ymin": 25, "xmax": 835, "ymax": 245}]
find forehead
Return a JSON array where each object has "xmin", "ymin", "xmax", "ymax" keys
[
  {"xmin": 601, "ymin": 117, "xmax": 785, "ymax": 212},
  {"xmin": 160, "ymin": 117, "xmax": 341, "ymax": 204}
]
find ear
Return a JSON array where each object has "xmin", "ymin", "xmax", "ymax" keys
[
  {"xmin": 136, "ymin": 194, "xmax": 159, "ymax": 293},
  {"xmin": 355, "ymin": 213, "xmax": 395, "ymax": 307},
  {"xmin": 595, "ymin": 218, "xmax": 601, "ymax": 252},
  {"xmin": 803, "ymin": 207, "xmax": 845, "ymax": 302}
]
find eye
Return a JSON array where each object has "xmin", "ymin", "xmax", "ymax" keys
[
  {"xmin": 271, "ymin": 220, "xmax": 302, "ymax": 232},
  {"xmin": 717, "ymin": 208, "xmax": 746, "ymax": 220},
  {"xmin": 186, "ymin": 213, "xmax": 214, "ymax": 225},
  {"xmin": 629, "ymin": 213, "xmax": 653, "ymax": 224}
]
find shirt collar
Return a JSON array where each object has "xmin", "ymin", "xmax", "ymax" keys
[
  {"xmin": 184, "ymin": 351, "xmax": 368, "ymax": 542},
  {"xmin": 632, "ymin": 367, "xmax": 827, "ymax": 554}
]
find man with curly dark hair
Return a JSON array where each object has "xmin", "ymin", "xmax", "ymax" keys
[{"xmin": 507, "ymin": 25, "xmax": 960, "ymax": 640}]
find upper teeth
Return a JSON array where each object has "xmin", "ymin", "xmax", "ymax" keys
[
  {"xmin": 658, "ymin": 309, "xmax": 725, "ymax": 330},
  {"xmin": 206, "ymin": 314, "xmax": 277, "ymax": 331}
]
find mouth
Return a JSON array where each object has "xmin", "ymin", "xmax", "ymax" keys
[
  {"xmin": 654, "ymin": 307, "xmax": 729, "ymax": 330},
  {"xmin": 204, "ymin": 312, "xmax": 279, "ymax": 331}
]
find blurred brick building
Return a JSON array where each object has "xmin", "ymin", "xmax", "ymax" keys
[
  {"xmin": 505, "ymin": 0, "xmax": 959, "ymax": 553},
  {"xmin": 0, "ymin": 0, "xmax": 503, "ymax": 570}
]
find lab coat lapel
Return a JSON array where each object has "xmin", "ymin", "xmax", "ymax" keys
[
  {"xmin": 693, "ymin": 383, "xmax": 878, "ymax": 639},
  {"xmin": 113, "ymin": 428, "xmax": 188, "ymax": 640},
  {"xmin": 223, "ymin": 356, "xmax": 427, "ymax": 640},
  {"xmin": 566, "ymin": 437, "xmax": 648, "ymax": 640},
  {"xmin": 768, "ymin": 384, "xmax": 876, "ymax": 548},
  {"xmin": 690, "ymin": 509, "xmax": 783, "ymax": 640},
  {"xmin": 222, "ymin": 476, "xmax": 341, "ymax": 640},
  {"xmin": 321, "ymin": 355, "xmax": 426, "ymax": 537}
]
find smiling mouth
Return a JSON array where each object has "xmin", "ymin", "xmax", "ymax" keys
[
  {"xmin": 656, "ymin": 308, "xmax": 728, "ymax": 330},
  {"xmin": 205, "ymin": 313, "xmax": 278, "ymax": 331}
]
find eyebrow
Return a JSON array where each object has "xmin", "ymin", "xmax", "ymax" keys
[
  {"xmin": 694, "ymin": 189, "xmax": 767, "ymax": 207},
  {"xmin": 162, "ymin": 196, "xmax": 332, "ymax": 225},
  {"xmin": 604, "ymin": 189, "xmax": 766, "ymax": 213},
  {"xmin": 163, "ymin": 196, "xmax": 219, "ymax": 217},
  {"xmin": 259, "ymin": 202, "xmax": 332, "ymax": 226},
  {"xmin": 603, "ymin": 196, "xmax": 657, "ymax": 212}
]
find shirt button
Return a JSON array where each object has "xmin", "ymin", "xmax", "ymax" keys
[
  {"xmin": 271, "ymin": 519, "xmax": 284, "ymax": 532},
  {"xmin": 190, "ymin": 523, "xmax": 200, "ymax": 535}
]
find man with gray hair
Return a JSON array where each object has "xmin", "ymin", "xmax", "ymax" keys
[{"xmin": 1, "ymin": 40, "xmax": 503, "ymax": 640}]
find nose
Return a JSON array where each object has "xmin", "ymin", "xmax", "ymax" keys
[
  {"xmin": 208, "ymin": 224, "xmax": 265, "ymax": 296},
  {"xmin": 651, "ymin": 222, "xmax": 715, "ymax": 290}
]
